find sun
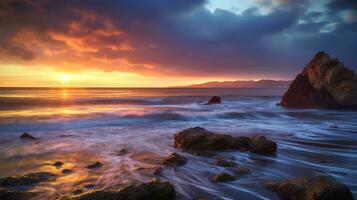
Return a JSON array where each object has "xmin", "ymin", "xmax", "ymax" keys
[{"xmin": 59, "ymin": 74, "xmax": 70, "ymax": 83}]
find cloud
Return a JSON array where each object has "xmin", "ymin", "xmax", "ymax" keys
[{"xmin": 0, "ymin": 0, "xmax": 356, "ymax": 79}]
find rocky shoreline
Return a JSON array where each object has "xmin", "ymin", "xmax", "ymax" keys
[{"xmin": 0, "ymin": 126, "xmax": 354, "ymax": 200}]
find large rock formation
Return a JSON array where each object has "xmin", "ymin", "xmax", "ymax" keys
[
  {"xmin": 265, "ymin": 176, "xmax": 353, "ymax": 200},
  {"xmin": 281, "ymin": 52, "xmax": 357, "ymax": 109},
  {"xmin": 174, "ymin": 127, "xmax": 277, "ymax": 155}
]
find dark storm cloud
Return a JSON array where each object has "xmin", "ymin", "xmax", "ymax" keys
[
  {"xmin": 0, "ymin": 0, "xmax": 356, "ymax": 78},
  {"xmin": 327, "ymin": 0, "xmax": 357, "ymax": 11}
]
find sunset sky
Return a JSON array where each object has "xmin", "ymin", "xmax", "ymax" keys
[{"xmin": 0, "ymin": 0, "xmax": 356, "ymax": 87}]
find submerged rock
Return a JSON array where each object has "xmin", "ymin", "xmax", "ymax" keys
[
  {"xmin": 206, "ymin": 96, "xmax": 221, "ymax": 105},
  {"xmin": 65, "ymin": 179, "xmax": 175, "ymax": 200},
  {"xmin": 0, "ymin": 188, "xmax": 36, "ymax": 200},
  {"xmin": 281, "ymin": 52, "xmax": 357, "ymax": 109},
  {"xmin": 54, "ymin": 161, "xmax": 64, "ymax": 167},
  {"xmin": 215, "ymin": 158, "xmax": 236, "ymax": 167},
  {"xmin": 162, "ymin": 153, "xmax": 187, "ymax": 166},
  {"xmin": 233, "ymin": 167, "xmax": 251, "ymax": 176},
  {"xmin": 210, "ymin": 172, "xmax": 236, "ymax": 182},
  {"xmin": 86, "ymin": 162, "xmax": 102, "ymax": 169},
  {"xmin": 0, "ymin": 172, "xmax": 56, "ymax": 187},
  {"xmin": 188, "ymin": 150, "xmax": 215, "ymax": 157},
  {"xmin": 174, "ymin": 127, "xmax": 276, "ymax": 155},
  {"xmin": 117, "ymin": 149, "xmax": 128, "ymax": 156},
  {"xmin": 265, "ymin": 176, "xmax": 353, "ymax": 200},
  {"xmin": 20, "ymin": 133, "xmax": 36, "ymax": 140},
  {"xmin": 249, "ymin": 135, "xmax": 277, "ymax": 155},
  {"xmin": 62, "ymin": 169, "xmax": 74, "ymax": 174}
]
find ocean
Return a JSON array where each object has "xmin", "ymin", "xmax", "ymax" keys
[{"xmin": 0, "ymin": 88, "xmax": 356, "ymax": 199}]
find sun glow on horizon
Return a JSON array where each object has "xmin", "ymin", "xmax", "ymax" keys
[{"xmin": 59, "ymin": 74, "xmax": 71, "ymax": 83}]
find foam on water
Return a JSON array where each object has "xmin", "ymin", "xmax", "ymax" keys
[{"xmin": 0, "ymin": 88, "xmax": 356, "ymax": 199}]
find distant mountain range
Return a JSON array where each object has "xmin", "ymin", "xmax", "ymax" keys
[{"xmin": 181, "ymin": 79, "xmax": 292, "ymax": 88}]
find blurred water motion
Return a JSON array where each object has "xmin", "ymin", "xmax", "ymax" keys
[{"xmin": 0, "ymin": 88, "xmax": 356, "ymax": 199}]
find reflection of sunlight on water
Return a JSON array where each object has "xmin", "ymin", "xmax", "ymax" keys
[{"xmin": 61, "ymin": 89, "xmax": 69, "ymax": 99}]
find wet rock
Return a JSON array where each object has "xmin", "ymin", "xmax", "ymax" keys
[
  {"xmin": 73, "ymin": 189, "xmax": 84, "ymax": 195},
  {"xmin": 215, "ymin": 158, "xmax": 236, "ymax": 167},
  {"xmin": 188, "ymin": 150, "xmax": 215, "ymax": 157},
  {"xmin": 206, "ymin": 96, "xmax": 221, "ymax": 105},
  {"xmin": 83, "ymin": 184, "xmax": 95, "ymax": 189},
  {"xmin": 54, "ymin": 161, "xmax": 64, "ymax": 167},
  {"xmin": 265, "ymin": 176, "xmax": 353, "ymax": 200},
  {"xmin": 233, "ymin": 167, "xmax": 251, "ymax": 175},
  {"xmin": 62, "ymin": 169, "xmax": 74, "ymax": 174},
  {"xmin": 136, "ymin": 167, "xmax": 163, "ymax": 175},
  {"xmin": 162, "ymin": 153, "xmax": 187, "ymax": 166},
  {"xmin": 249, "ymin": 135, "xmax": 277, "ymax": 155},
  {"xmin": 86, "ymin": 161, "xmax": 103, "ymax": 169},
  {"xmin": 117, "ymin": 149, "xmax": 128, "ymax": 156},
  {"xmin": 153, "ymin": 167, "xmax": 163, "ymax": 175},
  {"xmin": 65, "ymin": 179, "xmax": 175, "ymax": 200},
  {"xmin": 281, "ymin": 52, "xmax": 357, "ymax": 109},
  {"xmin": 0, "ymin": 188, "xmax": 37, "ymax": 200},
  {"xmin": 210, "ymin": 172, "xmax": 236, "ymax": 182},
  {"xmin": 174, "ymin": 127, "xmax": 249, "ymax": 151},
  {"xmin": 0, "ymin": 172, "xmax": 56, "ymax": 187},
  {"xmin": 20, "ymin": 133, "xmax": 36, "ymax": 140}
]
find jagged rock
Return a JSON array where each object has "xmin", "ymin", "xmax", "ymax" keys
[
  {"xmin": 162, "ymin": 153, "xmax": 187, "ymax": 166},
  {"xmin": 210, "ymin": 172, "xmax": 236, "ymax": 182},
  {"xmin": 206, "ymin": 96, "xmax": 221, "ymax": 105},
  {"xmin": 0, "ymin": 188, "xmax": 37, "ymax": 200},
  {"xmin": 215, "ymin": 158, "xmax": 236, "ymax": 167},
  {"xmin": 86, "ymin": 162, "xmax": 102, "ymax": 169},
  {"xmin": 249, "ymin": 135, "xmax": 277, "ymax": 155},
  {"xmin": 265, "ymin": 176, "xmax": 353, "ymax": 200},
  {"xmin": 233, "ymin": 167, "xmax": 251, "ymax": 175},
  {"xmin": 174, "ymin": 127, "xmax": 275, "ymax": 155},
  {"xmin": 64, "ymin": 179, "xmax": 176, "ymax": 200},
  {"xmin": 20, "ymin": 133, "xmax": 36, "ymax": 140},
  {"xmin": 281, "ymin": 52, "xmax": 357, "ymax": 109},
  {"xmin": 174, "ymin": 127, "xmax": 250, "ymax": 151},
  {"xmin": 0, "ymin": 172, "xmax": 56, "ymax": 187}
]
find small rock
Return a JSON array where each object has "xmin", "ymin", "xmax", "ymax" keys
[
  {"xmin": 233, "ymin": 167, "xmax": 251, "ymax": 175},
  {"xmin": 54, "ymin": 161, "xmax": 64, "ymax": 167},
  {"xmin": 86, "ymin": 161, "xmax": 103, "ymax": 169},
  {"xmin": 265, "ymin": 176, "xmax": 353, "ymax": 200},
  {"xmin": 189, "ymin": 150, "xmax": 215, "ymax": 157},
  {"xmin": 163, "ymin": 153, "xmax": 187, "ymax": 166},
  {"xmin": 62, "ymin": 169, "xmax": 74, "ymax": 174},
  {"xmin": 0, "ymin": 172, "xmax": 56, "ymax": 187},
  {"xmin": 153, "ymin": 167, "xmax": 163, "ymax": 175},
  {"xmin": 206, "ymin": 96, "xmax": 221, "ymax": 105},
  {"xmin": 83, "ymin": 183, "xmax": 95, "ymax": 189},
  {"xmin": 117, "ymin": 148, "xmax": 128, "ymax": 156},
  {"xmin": 210, "ymin": 172, "xmax": 236, "ymax": 182},
  {"xmin": 72, "ymin": 189, "xmax": 83, "ymax": 195},
  {"xmin": 330, "ymin": 123, "xmax": 338, "ymax": 128},
  {"xmin": 65, "ymin": 179, "xmax": 176, "ymax": 200},
  {"xmin": 20, "ymin": 133, "xmax": 36, "ymax": 140},
  {"xmin": 249, "ymin": 135, "xmax": 277, "ymax": 155},
  {"xmin": 215, "ymin": 158, "xmax": 236, "ymax": 167}
]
